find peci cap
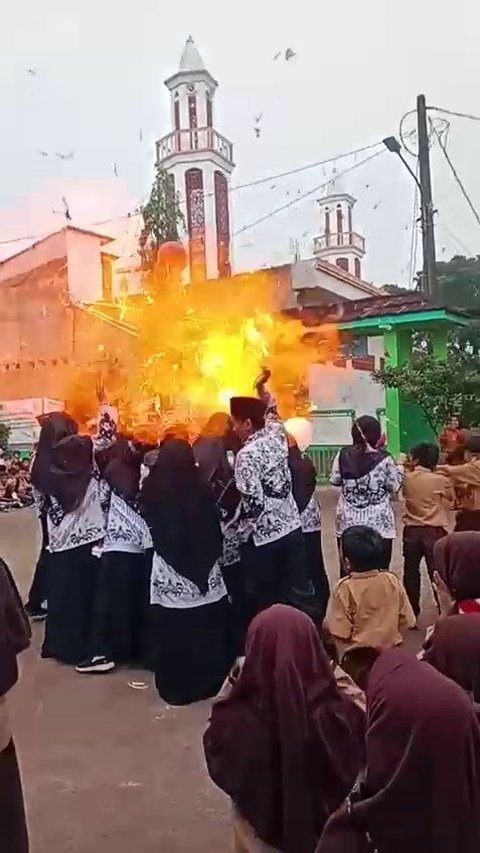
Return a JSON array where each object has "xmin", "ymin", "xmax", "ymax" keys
[{"xmin": 230, "ymin": 396, "xmax": 266, "ymax": 422}]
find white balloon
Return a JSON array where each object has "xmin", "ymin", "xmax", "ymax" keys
[{"xmin": 284, "ymin": 417, "xmax": 313, "ymax": 452}]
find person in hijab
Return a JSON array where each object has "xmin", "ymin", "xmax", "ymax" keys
[
  {"xmin": 139, "ymin": 439, "xmax": 232, "ymax": 705},
  {"xmin": 230, "ymin": 396, "xmax": 317, "ymax": 625},
  {"xmin": 26, "ymin": 412, "xmax": 78, "ymax": 620},
  {"xmin": 76, "ymin": 437, "xmax": 153, "ymax": 674},
  {"xmin": 285, "ymin": 418, "xmax": 329, "ymax": 618},
  {"xmin": 41, "ymin": 433, "xmax": 107, "ymax": 665},
  {"xmin": 317, "ymin": 648, "xmax": 480, "ymax": 853},
  {"xmin": 0, "ymin": 558, "xmax": 31, "ymax": 853},
  {"xmin": 433, "ymin": 531, "xmax": 480, "ymax": 615},
  {"xmin": 204, "ymin": 605, "xmax": 366, "ymax": 853},
  {"xmin": 423, "ymin": 614, "xmax": 480, "ymax": 707},
  {"xmin": 330, "ymin": 415, "xmax": 402, "ymax": 574}
]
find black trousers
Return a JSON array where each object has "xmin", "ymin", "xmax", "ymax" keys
[
  {"xmin": 240, "ymin": 529, "xmax": 318, "ymax": 626},
  {"xmin": 304, "ymin": 530, "xmax": 330, "ymax": 619},
  {"xmin": 403, "ymin": 525, "xmax": 446, "ymax": 617},
  {"xmin": 26, "ymin": 514, "xmax": 48, "ymax": 612},
  {"xmin": 88, "ymin": 550, "xmax": 152, "ymax": 665}
]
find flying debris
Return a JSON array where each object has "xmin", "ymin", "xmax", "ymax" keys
[
  {"xmin": 273, "ymin": 52, "xmax": 282, "ymax": 60},
  {"xmin": 254, "ymin": 126, "xmax": 261, "ymax": 138},
  {"xmin": 62, "ymin": 196, "xmax": 71, "ymax": 221},
  {"xmin": 365, "ymin": 184, "xmax": 370, "ymax": 189},
  {"xmin": 139, "ymin": 128, "xmax": 143, "ymax": 142},
  {"xmin": 254, "ymin": 113, "xmax": 263, "ymax": 124},
  {"xmin": 38, "ymin": 150, "xmax": 49, "ymax": 158},
  {"xmin": 55, "ymin": 150, "xmax": 74, "ymax": 160},
  {"xmin": 113, "ymin": 162, "xmax": 119, "ymax": 177},
  {"xmin": 270, "ymin": 184, "xmax": 276, "ymax": 190},
  {"xmin": 27, "ymin": 68, "xmax": 36, "ymax": 76},
  {"xmin": 285, "ymin": 48, "xmax": 296, "ymax": 61},
  {"xmin": 373, "ymin": 201, "xmax": 382, "ymax": 211},
  {"xmin": 302, "ymin": 231, "xmax": 309, "ymax": 238}
]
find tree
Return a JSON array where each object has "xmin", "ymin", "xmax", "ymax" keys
[
  {"xmin": 373, "ymin": 352, "xmax": 480, "ymax": 431},
  {"xmin": 139, "ymin": 166, "xmax": 185, "ymax": 269},
  {"xmin": 437, "ymin": 255, "xmax": 480, "ymax": 354},
  {"xmin": 0, "ymin": 421, "xmax": 9, "ymax": 453}
]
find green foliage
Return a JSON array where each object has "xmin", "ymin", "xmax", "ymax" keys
[
  {"xmin": 0, "ymin": 421, "xmax": 10, "ymax": 453},
  {"xmin": 139, "ymin": 166, "xmax": 185, "ymax": 268},
  {"xmin": 374, "ymin": 352, "xmax": 480, "ymax": 431},
  {"xmin": 437, "ymin": 255, "xmax": 480, "ymax": 353}
]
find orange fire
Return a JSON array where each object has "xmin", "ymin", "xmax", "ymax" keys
[{"xmin": 72, "ymin": 265, "xmax": 339, "ymax": 433}]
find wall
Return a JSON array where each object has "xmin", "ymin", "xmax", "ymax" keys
[
  {"xmin": 66, "ymin": 229, "xmax": 106, "ymax": 303},
  {"xmin": 308, "ymin": 362, "xmax": 385, "ymax": 443},
  {"xmin": 0, "ymin": 231, "xmax": 67, "ymax": 283}
]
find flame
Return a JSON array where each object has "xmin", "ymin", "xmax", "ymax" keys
[{"xmin": 65, "ymin": 262, "xmax": 340, "ymax": 433}]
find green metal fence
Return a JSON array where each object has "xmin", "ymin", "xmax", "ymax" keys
[{"xmin": 306, "ymin": 445, "xmax": 342, "ymax": 483}]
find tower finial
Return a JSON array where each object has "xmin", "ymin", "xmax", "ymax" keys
[{"xmin": 179, "ymin": 35, "xmax": 206, "ymax": 72}]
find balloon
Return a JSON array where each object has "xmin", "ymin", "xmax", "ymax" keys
[
  {"xmin": 284, "ymin": 417, "xmax": 313, "ymax": 452},
  {"xmin": 156, "ymin": 241, "xmax": 187, "ymax": 272}
]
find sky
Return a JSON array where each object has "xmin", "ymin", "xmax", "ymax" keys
[{"xmin": 1, "ymin": 0, "xmax": 479, "ymax": 285}]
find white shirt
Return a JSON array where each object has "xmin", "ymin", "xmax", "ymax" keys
[
  {"xmin": 150, "ymin": 553, "xmax": 227, "ymax": 609},
  {"xmin": 103, "ymin": 491, "xmax": 152, "ymax": 554},
  {"xmin": 47, "ymin": 478, "xmax": 106, "ymax": 553},
  {"xmin": 330, "ymin": 453, "xmax": 402, "ymax": 539}
]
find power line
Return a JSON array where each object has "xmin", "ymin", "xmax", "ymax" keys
[
  {"xmin": 429, "ymin": 105, "xmax": 480, "ymax": 123},
  {"xmin": 429, "ymin": 118, "xmax": 480, "ymax": 231},
  {"xmin": 0, "ymin": 141, "xmax": 383, "ymax": 250},
  {"xmin": 232, "ymin": 149, "xmax": 385, "ymax": 238},
  {"xmin": 437, "ymin": 218, "xmax": 474, "ymax": 256}
]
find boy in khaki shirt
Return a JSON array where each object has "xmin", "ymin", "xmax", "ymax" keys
[
  {"xmin": 327, "ymin": 525, "xmax": 415, "ymax": 653},
  {"xmin": 402, "ymin": 442, "xmax": 454, "ymax": 617}
]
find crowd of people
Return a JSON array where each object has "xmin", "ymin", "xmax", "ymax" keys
[
  {"xmin": 2, "ymin": 386, "xmax": 480, "ymax": 852},
  {"xmin": 0, "ymin": 454, "xmax": 32, "ymax": 512}
]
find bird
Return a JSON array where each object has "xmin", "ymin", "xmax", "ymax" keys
[
  {"xmin": 113, "ymin": 162, "xmax": 119, "ymax": 177},
  {"xmin": 285, "ymin": 48, "xmax": 296, "ymax": 61},
  {"xmin": 62, "ymin": 196, "xmax": 71, "ymax": 221}
]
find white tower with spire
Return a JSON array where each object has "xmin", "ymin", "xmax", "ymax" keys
[
  {"xmin": 156, "ymin": 36, "xmax": 235, "ymax": 281},
  {"xmin": 313, "ymin": 176, "xmax": 365, "ymax": 279}
]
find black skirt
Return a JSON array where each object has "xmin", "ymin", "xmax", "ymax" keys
[
  {"xmin": 0, "ymin": 739, "xmax": 29, "ymax": 853},
  {"xmin": 151, "ymin": 596, "xmax": 232, "ymax": 706},
  {"xmin": 304, "ymin": 531, "xmax": 330, "ymax": 619},
  {"xmin": 42, "ymin": 544, "xmax": 99, "ymax": 665},
  {"xmin": 89, "ymin": 550, "xmax": 152, "ymax": 665}
]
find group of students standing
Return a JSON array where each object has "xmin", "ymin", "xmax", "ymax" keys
[{"xmin": 23, "ymin": 384, "xmax": 328, "ymax": 708}]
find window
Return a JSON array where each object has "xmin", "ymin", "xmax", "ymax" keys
[
  {"xmin": 354, "ymin": 257, "xmax": 361, "ymax": 279},
  {"xmin": 174, "ymin": 96, "xmax": 180, "ymax": 131},
  {"xmin": 206, "ymin": 92, "xmax": 213, "ymax": 127},
  {"xmin": 336, "ymin": 205, "xmax": 343, "ymax": 245},
  {"xmin": 336, "ymin": 257, "xmax": 349, "ymax": 272}
]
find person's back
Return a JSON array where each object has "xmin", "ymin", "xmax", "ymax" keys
[
  {"xmin": 327, "ymin": 526, "xmax": 415, "ymax": 651},
  {"xmin": 403, "ymin": 461, "xmax": 453, "ymax": 528}
]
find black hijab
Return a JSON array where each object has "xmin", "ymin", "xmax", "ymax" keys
[
  {"xmin": 101, "ymin": 437, "xmax": 141, "ymax": 505},
  {"xmin": 139, "ymin": 439, "xmax": 223, "ymax": 594},
  {"xmin": 339, "ymin": 415, "xmax": 387, "ymax": 480},
  {"xmin": 46, "ymin": 435, "xmax": 93, "ymax": 513},
  {"xmin": 31, "ymin": 411, "xmax": 78, "ymax": 494}
]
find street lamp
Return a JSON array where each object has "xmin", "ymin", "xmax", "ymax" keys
[{"xmin": 382, "ymin": 136, "xmax": 428, "ymax": 294}]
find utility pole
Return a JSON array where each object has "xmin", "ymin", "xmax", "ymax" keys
[{"xmin": 417, "ymin": 94, "xmax": 437, "ymax": 297}]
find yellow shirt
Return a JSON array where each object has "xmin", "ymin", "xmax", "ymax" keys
[
  {"xmin": 327, "ymin": 570, "xmax": 416, "ymax": 650},
  {"xmin": 402, "ymin": 466, "xmax": 454, "ymax": 528},
  {"xmin": 439, "ymin": 459, "xmax": 480, "ymax": 511}
]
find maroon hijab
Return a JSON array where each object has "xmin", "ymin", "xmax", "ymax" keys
[
  {"xmin": 423, "ymin": 614, "xmax": 480, "ymax": 703},
  {"xmin": 317, "ymin": 648, "xmax": 480, "ymax": 853},
  {"xmin": 434, "ymin": 532, "xmax": 480, "ymax": 603},
  {"xmin": 204, "ymin": 605, "xmax": 365, "ymax": 853}
]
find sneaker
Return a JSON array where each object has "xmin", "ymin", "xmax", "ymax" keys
[
  {"xmin": 75, "ymin": 656, "xmax": 115, "ymax": 674},
  {"xmin": 25, "ymin": 605, "xmax": 47, "ymax": 622}
]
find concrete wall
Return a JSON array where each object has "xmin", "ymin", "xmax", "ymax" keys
[
  {"xmin": 308, "ymin": 361, "xmax": 385, "ymax": 443},
  {"xmin": 66, "ymin": 229, "xmax": 107, "ymax": 303}
]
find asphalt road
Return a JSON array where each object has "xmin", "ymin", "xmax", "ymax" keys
[{"xmin": 6, "ymin": 490, "xmax": 434, "ymax": 852}]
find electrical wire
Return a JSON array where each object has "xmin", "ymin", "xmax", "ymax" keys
[
  {"xmin": 429, "ymin": 118, "xmax": 480, "ymax": 231},
  {"xmin": 232, "ymin": 149, "xmax": 385, "ymax": 238},
  {"xmin": 429, "ymin": 106, "xmax": 480, "ymax": 123},
  {"xmin": 437, "ymin": 218, "xmax": 473, "ymax": 256},
  {"xmin": 0, "ymin": 141, "xmax": 384, "ymax": 249}
]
